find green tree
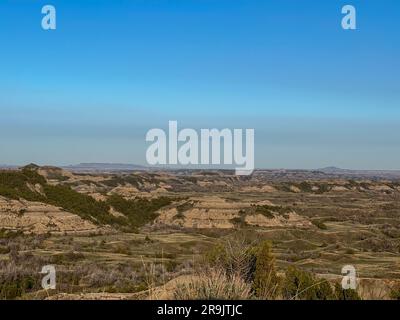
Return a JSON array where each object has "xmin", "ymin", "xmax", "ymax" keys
[
  {"xmin": 334, "ymin": 283, "xmax": 361, "ymax": 300},
  {"xmin": 283, "ymin": 266, "xmax": 334, "ymax": 300},
  {"xmin": 252, "ymin": 241, "xmax": 280, "ymax": 299},
  {"xmin": 389, "ymin": 284, "xmax": 400, "ymax": 300}
]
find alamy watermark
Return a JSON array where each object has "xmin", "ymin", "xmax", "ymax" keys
[
  {"xmin": 341, "ymin": 265, "xmax": 357, "ymax": 290},
  {"xmin": 40, "ymin": 265, "xmax": 56, "ymax": 290},
  {"xmin": 341, "ymin": 5, "xmax": 357, "ymax": 30},
  {"xmin": 39, "ymin": 4, "xmax": 356, "ymax": 31},
  {"xmin": 145, "ymin": 121, "xmax": 254, "ymax": 175},
  {"xmin": 39, "ymin": 4, "xmax": 355, "ymax": 31},
  {"xmin": 41, "ymin": 5, "xmax": 56, "ymax": 30}
]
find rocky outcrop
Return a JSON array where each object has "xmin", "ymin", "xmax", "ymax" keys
[
  {"xmin": 154, "ymin": 196, "xmax": 312, "ymax": 229},
  {"xmin": 0, "ymin": 196, "xmax": 103, "ymax": 235}
]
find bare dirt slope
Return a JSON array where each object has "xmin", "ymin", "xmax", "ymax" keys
[{"xmin": 0, "ymin": 196, "xmax": 102, "ymax": 235}]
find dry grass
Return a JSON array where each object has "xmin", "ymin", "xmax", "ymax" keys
[{"xmin": 173, "ymin": 268, "xmax": 252, "ymax": 300}]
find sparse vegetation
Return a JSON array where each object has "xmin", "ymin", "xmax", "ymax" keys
[
  {"xmin": 389, "ymin": 284, "xmax": 400, "ymax": 300},
  {"xmin": 0, "ymin": 166, "xmax": 174, "ymax": 231},
  {"xmin": 252, "ymin": 241, "xmax": 279, "ymax": 299},
  {"xmin": 173, "ymin": 268, "xmax": 252, "ymax": 300},
  {"xmin": 334, "ymin": 283, "xmax": 361, "ymax": 300},
  {"xmin": 0, "ymin": 165, "xmax": 399, "ymax": 300},
  {"xmin": 282, "ymin": 266, "xmax": 335, "ymax": 300},
  {"xmin": 43, "ymin": 184, "xmax": 122, "ymax": 226},
  {"xmin": 107, "ymin": 194, "xmax": 173, "ymax": 230}
]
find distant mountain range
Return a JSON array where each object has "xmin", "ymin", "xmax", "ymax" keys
[
  {"xmin": 318, "ymin": 166, "xmax": 350, "ymax": 173},
  {"xmin": 61, "ymin": 163, "xmax": 148, "ymax": 172},
  {"xmin": 318, "ymin": 166, "xmax": 400, "ymax": 176},
  {"xmin": 1, "ymin": 163, "xmax": 400, "ymax": 178},
  {"xmin": 0, "ymin": 163, "xmax": 148, "ymax": 172}
]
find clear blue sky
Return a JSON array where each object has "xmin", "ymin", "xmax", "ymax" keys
[{"xmin": 0, "ymin": 0, "xmax": 399, "ymax": 169}]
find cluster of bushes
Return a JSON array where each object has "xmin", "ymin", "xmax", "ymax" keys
[
  {"xmin": 203, "ymin": 239, "xmax": 281, "ymax": 299},
  {"xmin": 44, "ymin": 185, "xmax": 172, "ymax": 230},
  {"xmin": 230, "ymin": 215, "xmax": 249, "ymax": 227},
  {"xmin": 101, "ymin": 175, "xmax": 143, "ymax": 188},
  {"xmin": 0, "ymin": 236, "xmax": 162, "ymax": 299},
  {"xmin": 0, "ymin": 166, "xmax": 174, "ymax": 231},
  {"xmin": 43, "ymin": 184, "xmax": 123, "ymax": 226},
  {"xmin": 175, "ymin": 239, "xmax": 362, "ymax": 300},
  {"xmin": 0, "ymin": 168, "xmax": 45, "ymax": 201},
  {"xmin": 101, "ymin": 173, "xmax": 162, "ymax": 190},
  {"xmin": 173, "ymin": 201, "xmax": 195, "ymax": 219},
  {"xmin": 0, "ymin": 275, "xmax": 39, "ymax": 299},
  {"xmin": 390, "ymin": 284, "xmax": 400, "ymax": 300},
  {"xmin": 51, "ymin": 251, "xmax": 85, "ymax": 264},
  {"xmin": 315, "ymin": 183, "xmax": 331, "ymax": 194},
  {"xmin": 282, "ymin": 266, "xmax": 359, "ymax": 300},
  {"xmin": 247, "ymin": 204, "xmax": 292, "ymax": 219},
  {"xmin": 234, "ymin": 205, "xmax": 293, "ymax": 223},
  {"xmin": 107, "ymin": 195, "xmax": 172, "ymax": 230},
  {"xmin": 0, "ymin": 244, "xmax": 50, "ymax": 299},
  {"xmin": 311, "ymin": 219, "xmax": 328, "ymax": 230},
  {"xmin": 0, "ymin": 229, "xmax": 24, "ymax": 239},
  {"xmin": 297, "ymin": 182, "xmax": 313, "ymax": 192}
]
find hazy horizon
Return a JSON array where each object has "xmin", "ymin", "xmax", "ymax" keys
[{"xmin": 2, "ymin": 161, "xmax": 400, "ymax": 172}]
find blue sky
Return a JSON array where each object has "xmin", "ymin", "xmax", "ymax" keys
[{"xmin": 0, "ymin": 0, "xmax": 399, "ymax": 169}]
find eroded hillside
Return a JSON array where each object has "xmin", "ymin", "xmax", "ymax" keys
[{"xmin": 0, "ymin": 165, "xmax": 399, "ymax": 299}]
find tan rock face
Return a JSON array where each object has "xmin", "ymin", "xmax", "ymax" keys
[
  {"xmin": 331, "ymin": 186, "xmax": 349, "ymax": 192},
  {"xmin": 109, "ymin": 206, "xmax": 126, "ymax": 218},
  {"xmin": 88, "ymin": 192, "xmax": 108, "ymax": 202},
  {"xmin": 154, "ymin": 196, "xmax": 311, "ymax": 229},
  {"xmin": 245, "ymin": 212, "xmax": 312, "ymax": 228},
  {"xmin": 38, "ymin": 167, "xmax": 73, "ymax": 180},
  {"xmin": 289, "ymin": 185, "xmax": 301, "ymax": 193},
  {"xmin": 155, "ymin": 197, "xmax": 241, "ymax": 229},
  {"xmin": 0, "ymin": 196, "xmax": 102, "ymax": 235},
  {"xmin": 107, "ymin": 186, "xmax": 140, "ymax": 198},
  {"xmin": 369, "ymin": 185, "xmax": 393, "ymax": 191},
  {"xmin": 240, "ymin": 185, "xmax": 276, "ymax": 193}
]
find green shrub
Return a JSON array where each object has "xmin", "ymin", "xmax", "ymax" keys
[
  {"xmin": 311, "ymin": 219, "xmax": 328, "ymax": 230},
  {"xmin": 43, "ymin": 184, "xmax": 121, "ymax": 226},
  {"xmin": 298, "ymin": 182, "xmax": 312, "ymax": 192},
  {"xmin": 0, "ymin": 275, "xmax": 38, "ymax": 300},
  {"xmin": 0, "ymin": 229, "xmax": 24, "ymax": 239},
  {"xmin": 282, "ymin": 266, "xmax": 334, "ymax": 300},
  {"xmin": 206, "ymin": 239, "xmax": 280, "ymax": 299},
  {"xmin": 315, "ymin": 281, "xmax": 335, "ymax": 300},
  {"xmin": 254, "ymin": 205, "xmax": 274, "ymax": 218},
  {"xmin": 230, "ymin": 216, "xmax": 248, "ymax": 227},
  {"xmin": 250, "ymin": 205, "xmax": 292, "ymax": 219},
  {"xmin": 316, "ymin": 184, "xmax": 331, "ymax": 194},
  {"xmin": 334, "ymin": 283, "xmax": 361, "ymax": 300},
  {"xmin": 205, "ymin": 240, "xmax": 256, "ymax": 282},
  {"xmin": 107, "ymin": 195, "xmax": 172, "ymax": 229},
  {"xmin": 51, "ymin": 251, "xmax": 85, "ymax": 264},
  {"xmin": 389, "ymin": 283, "xmax": 400, "ymax": 300},
  {"xmin": 252, "ymin": 241, "xmax": 280, "ymax": 299},
  {"xmin": 206, "ymin": 243, "xmax": 228, "ymax": 266},
  {"xmin": 0, "ymin": 167, "xmax": 173, "ymax": 231},
  {"xmin": 0, "ymin": 170, "xmax": 45, "ymax": 201}
]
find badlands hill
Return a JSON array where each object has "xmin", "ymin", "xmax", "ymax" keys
[
  {"xmin": 0, "ymin": 164, "xmax": 399, "ymax": 300},
  {"xmin": 1, "ymin": 164, "xmax": 400, "ymax": 235}
]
